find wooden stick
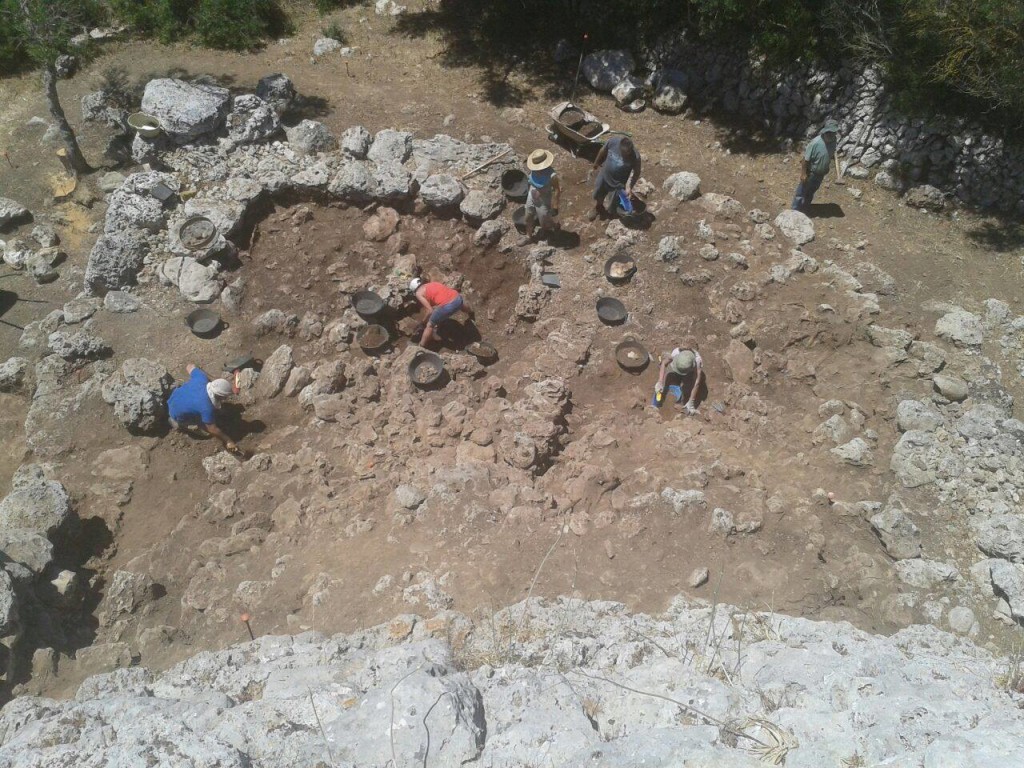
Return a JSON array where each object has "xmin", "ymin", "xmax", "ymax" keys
[
  {"xmin": 460, "ymin": 147, "xmax": 513, "ymax": 180},
  {"xmin": 835, "ymin": 152, "xmax": 843, "ymax": 179}
]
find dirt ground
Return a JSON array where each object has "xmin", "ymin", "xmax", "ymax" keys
[{"xmin": 2, "ymin": 6, "xmax": 1023, "ymax": 696}]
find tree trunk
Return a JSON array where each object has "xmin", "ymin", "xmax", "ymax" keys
[{"xmin": 42, "ymin": 63, "xmax": 91, "ymax": 177}]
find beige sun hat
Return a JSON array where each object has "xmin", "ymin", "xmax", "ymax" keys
[{"xmin": 527, "ymin": 149, "xmax": 555, "ymax": 171}]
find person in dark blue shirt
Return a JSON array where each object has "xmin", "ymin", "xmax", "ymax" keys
[
  {"xmin": 588, "ymin": 136, "xmax": 641, "ymax": 221},
  {"xmin": 167, "ymin": 363, "xmax": 238, "ymax": 452}
]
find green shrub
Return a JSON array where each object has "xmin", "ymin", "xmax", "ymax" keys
[{"xmin": 108, "ymin": 0, "xmax": 290, "ymax": 50}]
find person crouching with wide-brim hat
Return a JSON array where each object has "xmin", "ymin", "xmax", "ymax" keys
[
  {"xmin": 653, "ymin": 347, "xmax": 704, "ymax": 414},
  {"xmin": 517, "ymin": 149, "xmax": 561, "ymax": 247}
]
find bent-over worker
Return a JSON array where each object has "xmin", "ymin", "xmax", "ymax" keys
[
  {"xmin": 589, "ymin": 136, "xmax": 641, "ymax": 221},
  {"xmin": 410, "ymin": 278, "xmax": 474, "ymax": 348},
  {"xmin": 517, "ymin": 148, "xmax": 561, "ymax": 246},
  {"xmin": 167, "ymin": 363, "xmax": 240, "ymax": 452},
  {"xmin": 654, "ymin": 347, "xmax": 704, "ymax": 414},
  {"xmin": 792, "ymin": 119, "xmax": 839, "ymax": 211}
]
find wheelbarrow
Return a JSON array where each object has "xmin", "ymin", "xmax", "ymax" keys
[{"xmin": 547, "ymin": 101, "xmax": 626, "ymax": 157}]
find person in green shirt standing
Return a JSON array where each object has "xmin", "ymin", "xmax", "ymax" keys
[{"xmin": 792, "ymin": 119, "xmax": 839, "ymax": 211}]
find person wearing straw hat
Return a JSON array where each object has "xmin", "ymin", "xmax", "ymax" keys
[
  {"xmin": 653, "ymin": 347, "xmax": 704, "ymax": 414},
  {"xmin": 792, "ymin": 119, "xmax": 840, "ymax": 212},
  {"xmin": 167, "ymin": 363, "xmax": 241, "ymax": 453},
  {"xmin": 517, "ymin": 148, "xmax": 562, "ymax": 247}
]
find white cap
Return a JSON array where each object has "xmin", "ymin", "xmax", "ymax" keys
[
  {"xmin": 409, "ymin": 277, "xmax": 424, "ymax": 293},
  {"xmin": 207, "ymin": 378, "xmax": 234, "ymax": 403}
]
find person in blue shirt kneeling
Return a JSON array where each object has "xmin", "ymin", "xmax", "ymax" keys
[{"xmin": 167, "ymin": 363, "xmax": 239, "ymax": 453}]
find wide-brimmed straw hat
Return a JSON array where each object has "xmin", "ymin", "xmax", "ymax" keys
[{"xmin": 526, "ymin": 149, "xmax": 554, "ymax": 171}]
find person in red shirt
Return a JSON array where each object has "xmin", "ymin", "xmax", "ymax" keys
[{"xmin": 409, "ymin": 277, "xmax": 474, "ymax": 347}]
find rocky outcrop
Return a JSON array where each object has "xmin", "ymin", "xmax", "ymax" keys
[
  {"xmin": 1, "ymin": 597, "xmax": 1022, "ymax": 766},
  {"xmin": 140, "ymin": 78, "xmax": 230, "ymax": 143}
]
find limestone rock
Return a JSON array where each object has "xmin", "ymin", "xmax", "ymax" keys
[
  {"xmin": 904, "ymin": 184, "xmax": 945, "ymax": 212},
  {"xmin": 255, "ymin": 73, "xmax": 295, "ymax": 115},
  {"xmin": 989, "ymin": 560, "xmax": 1024, "ymax": 623},
  {"xmin": 367, "ymin": 129, "xmax": 412, "ymax": 164},
  {"xmin": 972, "ymin": 515, "xmax": 1024, "ymax": 563},
  {"xmin": 255, "ymin": 345, "xmax": 293, "ymax": 399},
  {"xmin": 103, "ymin": 291, "xmax": 140, "ymax": 313},
  {"xmin": 340, "ymin": 125, "xmax": 372, "ymax": 159},
  {"xmin": 460, "ymin": 189, "xmax": 504, "ymax": 223},
  {"xmin": 473, "ymin": 219, "xmax": 508, "ymax": 247},
  {"xmin": 611, "ymin": 76, "xmax": 643, "ymax": 106},
  {"xmin": 652, "ymin": 83, "xmax": 687, "ymax": 114},
  {"xmin": 896, "ymin": 400, "xmax": 943, "ymax": 433},
  {"xmin": 84, "ymin": 230, "xmax": 148, "ymax": 293},
  {"xmin": 419, "ymin": 174, "xmax": 465, "ymax": 209},
  {"xmin": 159, "ymin": 257, "xmax": 222, "ymax": 304},
  {"xmin": 935, "ymin": 309, "xmax": 984, "ymax": 347},
  {"xmin": 773, "ymin": 209, "xmax": 815, "ymax": 245},
  {"xmin": 140, "ymin": 78, "xmax": 230, "ymax": 143},
  {"xmin": 225, "ymin": 94, "xmax": 280, "ymax": 144},
  {"xmin": 830, "ymin": 437, "xmax": 873, "ymax": 467},
  {"xmin": 101, "ymin": 358, "xmax": 174, "ymax": 434},
  {"xmin": 285, "ymin": 119, "xmax": 337, "ymax": 155},
  {"xmin": 663, "ymin": 172, "xmax": 701, "ymax": 201},
  {"xmin": 581, "ymin": 49, "xmax": 635, "ymax": 92},
  {"xmin": 97, "ymin": 571, "xmax": 159, "ymax": 627},
  {"xmin": 0, "ymin": 357, "xmax": 29, "ymax": 393},
  {"xmin": 894, "ymin": 559, "xmax": 959, "ymax": 589},
  {"xmin": 660, "ymin": 488, "xmax": 706, "ymax": 516},
  {"xmin": 870, "ymin": 507, "xmax": 922, "ymax": 559},
  {"xmin": 47, "ymin": 330, "xmax": 111, "ymax": 361},
  {"xmin": 0, "ymin": 570, "xmax": 18, "ymax": 635},
  {"xmin": 0, "ymin": 469, "xmax": 74, "ymax": 539},
  {"xmin": 312, "ymin": 37, "xmax": 346, "ymax": 57},
  {"xmin": 0, "ymin": 197, "xmax": 30, "ymax": 228},
  {"xmin": 699, "ymin": 193, "xmax": 743, "ymax": 217},
  {"xmin": 932, "ymin": 373, "xmax": 969, "ymax": 402}
]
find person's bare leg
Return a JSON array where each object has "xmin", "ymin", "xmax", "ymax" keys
[{"xmin": 420, "ymin": 323, "xmax": 437, "ymax": 347}]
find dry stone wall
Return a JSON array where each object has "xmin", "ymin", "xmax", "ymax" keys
[{"xmin": 638, "ymin": 38, "xmax": 1024, "ymax": 213}]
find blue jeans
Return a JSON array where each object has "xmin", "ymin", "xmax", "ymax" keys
[
  {"xmin": 792, "ymin": 173, "xmax": 824, "ymax": 210},
  {"xmin": 429, "ymin": 295, "xmax": 463, "ymax": 326}
]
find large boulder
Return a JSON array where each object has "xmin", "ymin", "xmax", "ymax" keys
[
  {"xmin": 255, "ymin": 345, "xmax": 294, "ymax": 399},
  {"xmin": 140, "ymin": 78, "xmax": 231, "ymax": 143},
  {"xmin": 663, "ymin": 172, "xmax": 701, "ymax": 201},
  {"xmin": 653, "ymin": 84, "xmax": 687, "ymax": 114},
  {"xmin": 47, "ymin": 330, "xmax": 111, "ymax": 361},
  {"xmin": 285, "ymin": 120, "xmax": 338, "ymax": 155},
  {"xmin": 225, "ymin": 94, "xmax": 280, "ymax": 144},
  {"xmin": 904, "ymin": 184, "xmax": 945, "ymax": 212},
  {"xmin": 773, "ymin": 209, "xmax": 815, "ymax": 245},
  {"xmin": 419, "ymin": 174, "xmax": 464, "ymax": 209},
  {"xmin": 460, "ymin": 189, "xmax": 504, "ymax": 223},
  {"xmin": 611, "ymin": 76, "xmax": 644, "ymax": 106},
  {"xmin": 581, "ymin": 50, "xmax": 634, "ymax": 92},
  {"xmin": 0, "ymin": 468, "xmax": 74, "ymax": 539},
  {"xmin": 0, "ymin": 197, "xmax": 30, "ymax": 229},
  {"xmin": 367, "ymin": 129, "xmax": 412, "ymax": 164},
  {"xmin": 328, "ymin": 161, "xmax": 377, "ymax": 203},
  {"xmin": 159, "ymin": 257, "xmax": 223, "ymax": 304},
  {"xmin": 101, "ymin": 358, "xmax": 174, "ymax": 435},
  {"xmin": 255, "ymin": 73, "xmax": 295, "ymax": 115},
  {"xmin": 84, "ymin": 230, "xmax": 148, "ymax": 294},
  {"xmin": 104, "ymin": 172, "xmax": 179, "ymax": 235}
]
